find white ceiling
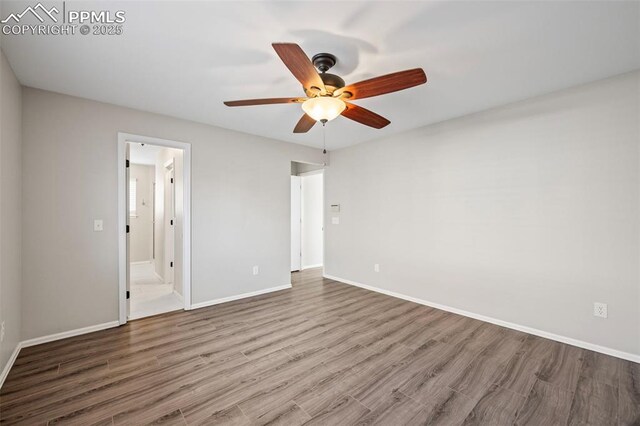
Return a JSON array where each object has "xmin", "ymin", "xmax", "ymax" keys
[
  {"xmin": 129, "ymin": 142, "xmax": 163, "ymax": 166},
  {"xmin": 2, "ymin": 1, "xmax": 639, "ymax": 150}
]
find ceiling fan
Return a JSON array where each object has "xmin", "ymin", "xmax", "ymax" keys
[{"xmin": 224, "ymin": 43, "xmax": 427, "ymax": 133}]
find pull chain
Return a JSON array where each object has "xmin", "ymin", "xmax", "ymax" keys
[{"xmin": 322, "ymin": 121, "xmax": 327, "ymax": 154}]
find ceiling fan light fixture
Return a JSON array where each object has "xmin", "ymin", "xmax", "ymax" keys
[{"xmin": 301, "ymin": 97, "xmax": 346, "ymax": 123}]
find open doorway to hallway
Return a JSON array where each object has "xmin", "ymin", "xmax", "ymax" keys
[
  {"xmin": 291, "ymin": 161, "xmax": 324, "ymax": 273},
  {"xmin": 127, "ymin": 142, "xmax": 185, "ymax": 320}
]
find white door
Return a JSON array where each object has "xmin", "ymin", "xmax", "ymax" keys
[
  {"xmin": 125, "ymin": 143, "xmax": 131, "ymax": 318},
  {"xmin": 165, "ymin": 163, "xmax": 175, "ymax": 285},
  {"xmin": 301, "ymin": 172, "xmax": 324, "ymax": 269},
  {"xmin": 291, "ymin": 176, "xmax": 302, "ymax": 271}
]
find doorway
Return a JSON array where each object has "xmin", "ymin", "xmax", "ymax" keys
[
  {"xmin": 291, "ymin": 162, "xmax": 324, "ymax": 272},
  {"xmin": 118, "ymin": 133, "xmax": 192, "ymax": 324}
]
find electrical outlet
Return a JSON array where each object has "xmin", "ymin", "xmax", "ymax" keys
[
  {"xmin": 0, "ymin": 321, "xmax": 5, "ymax": 343},
  {"xmin": 253, "ymin": 265, "xmax": 259, "ymax": 276},
  {"xmin": 374, "ymin": 264, "xmax": 380, "ymax": 273},
  {"xmin": 593, "ymin": 302, "xmax": 608, "ymax": 318}
]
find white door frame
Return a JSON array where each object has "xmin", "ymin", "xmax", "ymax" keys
[
  {"xmin": 290, "ymin": 163, "xmax": 325, "ymax": 277},
  {"xmin": 117, "ymin": 132, "xmax": 192, "ymax": 325}
]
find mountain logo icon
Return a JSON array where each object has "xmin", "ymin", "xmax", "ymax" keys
[{"xmin": 1, "ymin": 3, "xmax": 59, "ymax": 24}]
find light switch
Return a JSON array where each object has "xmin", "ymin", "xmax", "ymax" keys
[
  {"xmin": 94, "ymin": 219, "xmax": 103, "ymax": 232},
  {"xmin": 331, "ymin": 217, "xmax": 339, "ymax": 225}
]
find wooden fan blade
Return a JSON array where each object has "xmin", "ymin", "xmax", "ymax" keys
[
  {"xmin": 293, "ymin": 114, "xmax": 317, "ymax": 133},
  {"xmin": 224, "ymin": 97, "xmax": 305, "ymax": 107},
  {"xmin": 272, "ymin": 43, "xmax": 325, "ymax": 92},
  {"xmin": 336, "ymin": 68, "xmax": 426, "ymax": 100},
  {"xmin": 341, "ymin": 103, "xmax": 390, "ymax": 129}
]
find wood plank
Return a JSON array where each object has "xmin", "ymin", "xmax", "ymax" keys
[
  {"xmin": 463, "ymin": 383, "xmax": 525, "ymax": 425},
  {"xmin": 0, "ymin": 268, "xmax": 631, "ymax": 425},
  {"xmin": 580, "ymin": 350, "xmax": 621, "ymax": 388},
  {"xmin": 516, "ymin": 379, "xmax": 574, "ymax": 425},
  {"xmin": 536, "ymin": 342, "xmax": 584, "ymax": 393},
  {"xmin": 567, "ymin": 376, "xmax": 617, "ymax": 426},
  {"xmin": 618, "ymin": 360, "xmax": 640, "ymax": 426},
  {"xmin": 354, "ymin": 390, "xmax": 425, "ymax": 425},
  {"xmin": 494, "ymin": 350, "xmax": 543, "ymax": 397},
  {"xmin": 408, "ymin": 387, "xmax": 479, "ymax": 425},
  {"xmin": 302, "ymin": 395, "xmax": 370, "ymax": 425}
]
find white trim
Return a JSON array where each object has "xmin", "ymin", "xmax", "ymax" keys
[
  {"xmin": 118, "ymin": 132, "xmax": 193, "ymax": 326},
  {"xmin": 173, "ymin": 290, "xmax": 184, "ymax": 303},
  {"xmin": 2, "ymin": 282, "xmax": 284, "ymax": 388},
  {"xmin": 118, "ymin": 138, "xmax": 127, "ymax": 325},
  {"xmin": 302, "ymin": 263, "xmax": 323, "ymax": 270},
  {"xmin": 323, "ymin": 274, "xmax": 640, "ymax": 364},
  {"xmin": 0, "ymin": 343, "xmax": 22, "ymax": 389},
  {"xmin": 191, "ymin": 284, "xmax": 292, "ymax": 310},
  {"xmin": 321, "ymin": 169, "xmax": 326, "ymax": 278},
  {"xmin": 20, "ymin": 321, "xmax": 120, "ymax": 348}
]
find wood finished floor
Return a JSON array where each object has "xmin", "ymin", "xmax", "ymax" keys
[{"xmin": 1, "ymin": 269, "xmax": 638, "ymax": 425}]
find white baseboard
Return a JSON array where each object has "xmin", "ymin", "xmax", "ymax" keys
[
  {"xmin": 20, "ymin": 321, "xmax": 120, "ymax": 348},
  {"xmin": 0, "ymin": 342, "xmax": 22, "ymax": 389},
  {"xmin": 323, "ymin": 274, "xmax": 640, "ymax": 364},
  {"xmin": 0, "ymin": 320, "xmax": 121, "ymax": 390},
  {"xmin": 191, "ymin": 284, "xmax": 292, "ymax": 310},
  {"xmin": 302, "ymin": 264, "xmax": 323, "ymax": 270},
  {"xmin": 2, "ymin": 283, "xmax": 289, "ymax": 388}
]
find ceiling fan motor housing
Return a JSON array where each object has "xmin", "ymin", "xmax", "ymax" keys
[
  {"xmin": 312, "ymin": 53, "xmax": 337, "ymax": 72},
  {"xmin": 320, "ymin": 73, "xmax": 345, "ymax": 92},
  {"xmin": 307, "ymin": 53, "xmax": 345, "ymax": 95}
]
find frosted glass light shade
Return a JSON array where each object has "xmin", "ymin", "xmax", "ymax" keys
[{"xmin": 302, "ymin": 97, "xmax": 346, "ymax": 122}]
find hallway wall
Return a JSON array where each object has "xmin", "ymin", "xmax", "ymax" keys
[{"xmin": 129, "ymin": 164, "xmax": 154, "ymax": 263}]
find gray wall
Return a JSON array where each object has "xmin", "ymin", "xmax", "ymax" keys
[
  {"xmin": 0, "ymin": 50, "xmax": 22, "ymax": 372},
  {"xmin": 21, "ymin": 88, "xmax": 323, "ymax": 340},
  {"xmin": 325, "ymin": 71, "xmax": 640, "ymax": 357},
  {"xmin": 129, "ymin": 164, "xmax": 154, "ymax": 263}
]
